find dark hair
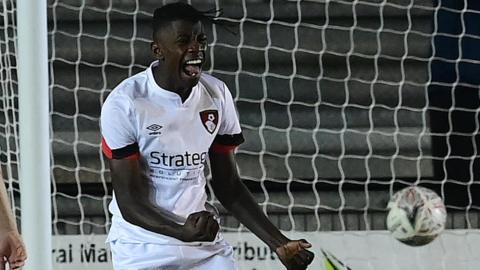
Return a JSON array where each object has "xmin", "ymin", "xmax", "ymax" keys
[{"xmin": 152, "ymin": 2, "xmax": 222, "ymax": 39}]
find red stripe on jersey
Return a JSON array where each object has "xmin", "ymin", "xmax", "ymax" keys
[
  {"xmin": 102, "ymin": 138, "xmax": 113, "ymax": 159},
  {"xmin": 210, "ymin": 143, "xmax": 238, "ymax": 154},
  {"xmin": 102, "ymin": 138, "xmax": 140, "ymax": 160}
]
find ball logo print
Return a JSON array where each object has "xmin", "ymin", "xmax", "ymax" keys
[{"xmin": 199, "ymin": 110, "xmax": 218, "ymax": 134}]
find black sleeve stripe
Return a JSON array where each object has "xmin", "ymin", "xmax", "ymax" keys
[
  {"xmin": 213, "ymin": 133, "xmax": 245, "ymax": 146},
  {"xmin": 111, "ymin": 142, "xmax": 139, "ymax": 159}
]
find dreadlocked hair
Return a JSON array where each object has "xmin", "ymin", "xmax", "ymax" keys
[{"xmin": 152, "ymin": 2, "xmax": 235, "ymax": 39}]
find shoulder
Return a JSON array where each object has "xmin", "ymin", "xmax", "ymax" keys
[
  {"xmin": 200, "ymin": 73, "xmax": 225, "ymax": 86},
  {"xmin": 110, "ymin": 71, "xmax": 149, "ymax": 100},
  {"xmin": 102, "ymin": 71, "xmax": 149, "ymax": 114},
  {"xmin": 199, "ymin": 73, "xmax": 229, "ymax": 100},
  {"xmin": 103, "ymin": 71, "xmax": 149, "ymax": 110}
]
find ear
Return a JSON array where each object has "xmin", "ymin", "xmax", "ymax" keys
[{"xmin": 150, "ymin": 42, "xmax": 164, "ymax": 60}]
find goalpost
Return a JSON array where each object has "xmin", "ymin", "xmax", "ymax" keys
[{"xmin": 1, "ymin": 0, "xmax": 480, "ymax": 269}]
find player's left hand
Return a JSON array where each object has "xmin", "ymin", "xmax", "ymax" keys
[
  {"xmin": 0, "ymin": 230, "xmax": 27, "ymax": 270},
  {"xmin": 275, "ymin": 239, "xmax": 314, "ymax": 270}
]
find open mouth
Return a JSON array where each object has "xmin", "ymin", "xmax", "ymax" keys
[{"xmin": 182, "ymin": 58, "xmax": 203, "ymax": 78}]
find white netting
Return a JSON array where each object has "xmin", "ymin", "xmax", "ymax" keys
[
  {"xmin": 0, "ymin": 0, "xmax": 20, "ymax": 225},
  {"xmin": 1, "ymin": 0, "xmax": 478, "ymax": 257},
  {"xmin": 47, "ymin": 0, "xmax": 480, "ymax": 233}
]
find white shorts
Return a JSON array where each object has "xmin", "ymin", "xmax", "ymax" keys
[{"xmin": 109, "ymin": 239, "xmax": 238, "ymax": 270}]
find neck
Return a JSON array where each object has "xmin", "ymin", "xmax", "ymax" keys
[{"xmin": 152, "ymin": 65, "xmax": 192, "ymax": 102}]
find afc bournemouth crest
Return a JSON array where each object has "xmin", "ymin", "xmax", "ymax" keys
[{"xmin": 199, "ymin": 110, "xmax": 218, "ymax": 134}]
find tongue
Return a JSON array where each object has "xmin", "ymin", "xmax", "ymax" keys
[{"xmin": 184, "ymin": 65, "xmax": 201, "ymax": 76}]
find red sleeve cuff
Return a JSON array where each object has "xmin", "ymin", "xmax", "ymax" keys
[{"xmin": 102, "ymin": 138, "xmax": 140, "ymax": 160}]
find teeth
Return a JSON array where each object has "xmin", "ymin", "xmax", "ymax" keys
[{"xmin": 185, "ymin": 59, "xmax": 202, "ymax": 65}]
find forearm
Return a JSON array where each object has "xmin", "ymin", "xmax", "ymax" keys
[
  {"xmin": 209, "ymin": 151, "xmax": 289, "ymax": 249},
  {"xmin": 109, "ymin": 159, "xmax": 184, "ymax": 240},
  {"xmin": 0, "ymin": 181, "xmax": 17, "ymax": 233},
  {"xmin": 217, "ymin": 180, "xmax": 289, "ymax": 250},
  {"xmin": 119, "ymin": 198, "xmax": 183, "ymax": 239}
]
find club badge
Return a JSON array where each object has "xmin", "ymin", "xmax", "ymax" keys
[{"xmin": 199, "ymin": 110, "xmax": 218, "ymax": 134}]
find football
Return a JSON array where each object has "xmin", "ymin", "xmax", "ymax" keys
[{"xmin": 386, "ymin": 186, "xmax": 447, "ymax": 246}]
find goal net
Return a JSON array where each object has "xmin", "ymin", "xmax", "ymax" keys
[
  {"xmin": 2, "ymin": 0, "xmax": 480, "ymax": 269},
  {"xmin": 0, "ymin": 0, "xmax": 20, "ymax": 226}
]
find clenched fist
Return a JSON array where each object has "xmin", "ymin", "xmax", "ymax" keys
[
  {"xmin": 275, "ymin": 239, "xmax": 314, "ymax": 270},
  {"xmin": 179, "ymin": 211, "xmax": 220, "ymax": 242},
  {"xmin": 0, "ymin": 231, "xmax": 27, "ymax": 270}
]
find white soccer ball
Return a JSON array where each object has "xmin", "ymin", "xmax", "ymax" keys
[{"xmin": 386, "ymin": 186, "xmax": 447, "ymax": 246}]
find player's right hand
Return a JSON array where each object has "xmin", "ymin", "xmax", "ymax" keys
[
  {"xmin": 179, "ymin": 211, "xmax": 220, "ymax": 242},
  {"xmin": 275, "ymin": 239, "xmax": 314, "ymax": 270},
  {"xmin": 0, "ymin": 230, "xmax": 27, "ymax": 270}
]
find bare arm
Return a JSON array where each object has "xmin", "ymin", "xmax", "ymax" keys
[
  {"xmin": 0, "ymin": 169, "xmax": 27, "ymax": 269},
  {"xmin": 209, "ymin": 151, "xmax": 288, "ymax": 248},
  {"xmin": 109, "ymin": 159, "xmax": 219, "ymax": 242},
  {"xmin": 0, "ymin": 176, "xmax": 15, "ymax": 233},
  {"xmin": 209, "ymin": 151, "xmax": 314, "ymax": 269}
]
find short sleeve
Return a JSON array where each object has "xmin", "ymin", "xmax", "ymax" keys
[
  {"xmin": 210, "ymin": 84, "xmax": 244, "ymax": 154},
  {"xmin": 101, "ymin": 94, "xmax": 139, "ymax": 160}
]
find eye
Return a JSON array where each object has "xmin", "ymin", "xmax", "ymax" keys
[
  {"xmin": 197, "ymin": 34, "xmax": 207, "ymax": 44},
  {"xmin": 176, "ymin": 36, "xmax": 190, "ymax": 44}
]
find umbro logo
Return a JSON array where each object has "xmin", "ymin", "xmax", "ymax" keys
[{"xmin": 147, "ymin": 124, "xmax": 162, "ymax": 135}]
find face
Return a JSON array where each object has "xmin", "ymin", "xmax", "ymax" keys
[{"xmin": 152, "ymin": 20, "xmax": 207, "ymax": 90}]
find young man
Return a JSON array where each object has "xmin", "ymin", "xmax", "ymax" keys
[
  {"xmin": 101, "ymin": 2, "xmax": 314, "ymax": 269},
  {"xmin": 0, "ymin": 170, "xmax": 27, "ymax": 270}
]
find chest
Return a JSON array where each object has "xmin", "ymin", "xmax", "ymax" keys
[{"xmin": 132, "ymin": 93, "xmax": 222, "ymax": 154}]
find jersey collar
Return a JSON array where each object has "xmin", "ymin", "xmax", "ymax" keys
[{"xmin": 147, "ymin": 61, "xmax": 199, "ymax": 106}]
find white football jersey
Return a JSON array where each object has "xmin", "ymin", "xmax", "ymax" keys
[{"xmin": 101, "ymin": 61, "xmax": 243, "ymax": 245}]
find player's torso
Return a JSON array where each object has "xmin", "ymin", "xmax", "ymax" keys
[{"xmin": 131, "ymin": 81, "xmax": 222, "ymax": 217}]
